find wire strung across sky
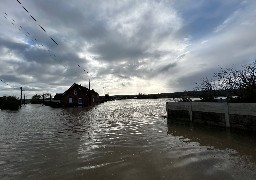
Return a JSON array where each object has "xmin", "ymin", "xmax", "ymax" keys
[
  {"xmin": 1, "ymin": 13, "xmax": 77, "ymax": 90},
  {"xmin": 16, "ymin": 0, "xmax": 58, "ymax": 45},
  {"xmin": 0, "ymin": 78, "xmax": 22, "ymax": 93},
  {"xmin": 0, "ymin": 79, "xmax": 9, "ymax": 86},
  {"xmin": 0, "ymin": 0, "xmax": 91, "ymax": 91},
  {"xmin": 2, "ymin": 11, "xmax": 86, "ymax": 81},
  {"xmin": 15, "ymin": 0, "xmax": 88, "ymax": 73}
]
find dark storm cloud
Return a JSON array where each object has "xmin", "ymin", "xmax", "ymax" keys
[
  {"xmin": 90, "ymin": 40, "xmax": 145, "ymax": 62},
  {"xmin": 158, "ymin": 62, "xmax": 178, "ymax": 73},
  {"xmin": 0, "ymin": 74, "xmax": 27, "ymax": 84},
  {"xmin": 25, "ymin": 0, "xmax": 109, "ymax": 44},
  {"xmin": 97, "ymin": 62, "xmax": 137, "ymax": 79},
  {"xmin": 0, "ymin": 38, "xmax": 27, "ymax": 53},
  {"xmin": 0, "ymin": 42, "xmax": 88, "ymax": 89}
]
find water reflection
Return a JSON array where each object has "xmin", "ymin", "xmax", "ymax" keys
[
  {"xmin": 0, "ymin": 99, "xmax": 256, "ymax": 179},
  {"xmin": 167, "ymin": 123, "xmax": 256, "ymax": 162}
]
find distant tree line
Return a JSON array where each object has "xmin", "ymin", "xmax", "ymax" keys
[
  {"xmin": 30, "ymin": 94, "xmax": 41, "ymax": 104},
  {"xmin": 31, "ymin": 93, "xmax": 51, "ymax": 104}
]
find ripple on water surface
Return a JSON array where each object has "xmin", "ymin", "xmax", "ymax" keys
[{"xmin": 0, "ymin": 99, "xmax": 256, "ymax": 179}]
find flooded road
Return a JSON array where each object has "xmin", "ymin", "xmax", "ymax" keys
[{"xmin": 0, "ymin": 99, "xmax": 256, "ymax": 179}]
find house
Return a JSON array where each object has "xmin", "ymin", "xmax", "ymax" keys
[
  {"xmin": 53, "ymin": 83, "xmax": 99, "ymax": 107},
  {"xmin": 90, "ymin": 89, "xmax": 99, "ymax": 106}
]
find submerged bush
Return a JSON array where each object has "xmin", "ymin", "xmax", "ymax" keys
[
  {"xmin": 0, "ymin": 96, "xmax": 20, "ymax": 110},
  {"xmin": 31, "ymin": 94, "xmax": 42, "ymax": 104}
]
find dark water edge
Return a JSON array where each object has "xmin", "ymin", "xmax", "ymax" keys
[{"xmin": 0, "ymin": 99, "xmax": 256, "ymax": 180}]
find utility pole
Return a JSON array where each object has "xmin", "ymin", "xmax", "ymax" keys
[
  {"xmin": 20, "ymin": 87, "xmax": 22, "ymax": 108},
  {"xmin": 89, "ymin": 79, "xmax": 91, "ymax": 106}
]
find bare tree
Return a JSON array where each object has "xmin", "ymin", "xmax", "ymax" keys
[
  {"xmin": 195, "ymin": 77, "xmax": 218, "ymax": 102},
  {"xmin": 195, "ymin": 60, "xmax": 256, "ymax": 102},
  {"xmin": 215, "ymin": 60, "xmax": 256, "ymax": 102}
]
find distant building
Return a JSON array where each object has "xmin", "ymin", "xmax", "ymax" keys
[{"xmin": 53, "ymin": 83, "xmax": 99, "ymax": 107}]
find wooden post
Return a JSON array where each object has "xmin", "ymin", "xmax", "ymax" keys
[
  {"xmin": 89, "ymin": 79, "xmax": 91, "ymax": 106},
  {"xmin": 20, "ymin": 87, "xmax": 22, "ymax": 108},
  {"xmin": 24, "ymin": 94, "xmax": 25, "ymax": 105}
]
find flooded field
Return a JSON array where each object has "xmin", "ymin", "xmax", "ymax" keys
[{"xmin": 0, "ymin": 99, "xmax": 256, "ymax": 179}]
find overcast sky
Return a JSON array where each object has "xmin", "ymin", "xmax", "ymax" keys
[{"xmin": 0, "ymin": 0, "xmax": 256, "ymax": 97}]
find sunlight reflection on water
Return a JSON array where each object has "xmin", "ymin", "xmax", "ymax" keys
[{"xmin": 0, "ymin": 99, "xmax": 256, "ymax": 179}]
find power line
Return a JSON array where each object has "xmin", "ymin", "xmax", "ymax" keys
[
  {"xmin": 1, "ymin": 1, "xmax": 91, "ymax": 91},
  {"xmin": 17, "ymin": 1, "xmax": 58, "ymax": 46},
  {"xmin": 13, "ymin": 1, "xmax": 90, "ymax": 74}
]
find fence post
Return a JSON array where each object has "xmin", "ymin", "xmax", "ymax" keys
[{"xmin": 20, "ymin": 87, "xmax": 22, "ymax": 108}]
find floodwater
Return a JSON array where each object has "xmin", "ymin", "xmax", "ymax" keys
[{"xmin": 0, "ymin": 99, "xmax": 256, "ymax": 180}]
